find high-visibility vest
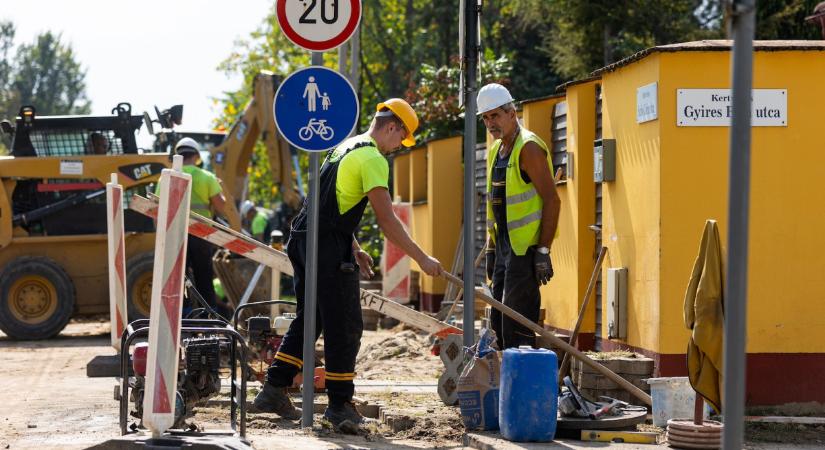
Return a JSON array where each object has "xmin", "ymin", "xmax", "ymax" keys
[{"xmin": 486, "ymin": 128, "xmax": 551, "ymax": 256}]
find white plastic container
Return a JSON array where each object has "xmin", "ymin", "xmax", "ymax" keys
[
  {"xmin": 273, "ymin": 313, "xmax": 296, "ymax": 336},
  {"xmin": 646, "ymin": 377, "xmax": 709, "ymax": 427}
]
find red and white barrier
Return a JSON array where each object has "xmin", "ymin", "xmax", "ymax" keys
[
  {"xmin": 107, "ymin": 173, "xmax": 128, "ymax": 351},
  {"xmin": 381, "ymin": 202, "xmax": 412, "ymax": 303},
  {"xmin": 142, "ymin": 156, "xmax": 192, "ymax": 436}
]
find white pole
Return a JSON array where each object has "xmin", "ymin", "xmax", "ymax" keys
[
  {"xmin": 106, "ymin": 173, "xmax": 128, "ymax": 351},
  {"xmin": 142, "ymin": 159, "xmax": 192, "ymax": 436}
]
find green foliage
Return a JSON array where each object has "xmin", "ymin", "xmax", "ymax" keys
[
  {"xmin": 481, "ymin": 0, "xmax": 559, "ymax": 99},
  {"xmin": 522, "ymin": 0, "xmax": 721, "ymax": 80},
  {"xmin": 405, "ymin": 52, "xmax": 511, "ymax": 142},
  {"xmin": 755, "ymin": 0, "xmax": 822, "ymax": 39}
]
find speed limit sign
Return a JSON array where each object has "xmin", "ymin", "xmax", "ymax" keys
[{"xmin": 277, "ymin": 0, "xmax": 362, "ymax": 52}]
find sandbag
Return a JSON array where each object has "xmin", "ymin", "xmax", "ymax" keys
[{"xmin": 457, "ymin": 329, "xmax": 501, "ymax": 431}]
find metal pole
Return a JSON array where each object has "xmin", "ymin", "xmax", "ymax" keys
[
  {"xmin": 724, "ymin": 1, "xmax": 754, "ymax": 448},
  {"xmin": 462, "ymin": 0, "xmax": 479, "ymax": 347},
  {"xmin": 301, "ymin": 51, "xmax": 324, "ymax": 429}
]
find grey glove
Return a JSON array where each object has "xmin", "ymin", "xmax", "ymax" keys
[
  {"xmin": 534, "ymin": 249, "xmax": 553, "ymax": 285},
  {"xmin": 486, "ymin": 249, "xmax": 496, "ymax": 280}
]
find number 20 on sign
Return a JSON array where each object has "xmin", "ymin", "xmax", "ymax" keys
[{"xmin": 277, "ymin": 0, "xmax": 362, "ymax": 52}]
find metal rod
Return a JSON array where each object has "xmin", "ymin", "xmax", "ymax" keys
[
  {"xmin": 462, "ymin": 0, "xmax": 479, "ymax": 348},
  {"xmin": 301, "ymin": 51, "xmax": 324, "ymax": 430},
  {"xmin": 724, "ymin": 1, "xmax": 755, "ymax": 448},
  {"xmin": 238, "ymin": 263, "xmax": 266, "ymax": 307},
  {"xmin": 557, "ymin": 246, "xmax": 608, "ymax": 382}
]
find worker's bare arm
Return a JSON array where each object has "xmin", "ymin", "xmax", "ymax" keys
[
  {"xmin": 209, "ymin": 192, "xmax": 227, "ymax": 217},
  {"xmin": 367, "ymin": 187, "xmax": 442, "ymax": 276}
]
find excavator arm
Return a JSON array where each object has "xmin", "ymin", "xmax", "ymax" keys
[{"xmin": 209, "ymin": 71, "xmax": 301, "ymax": 230}]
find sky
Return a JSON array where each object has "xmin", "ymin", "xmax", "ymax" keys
[{"xmin": 2, "ymin": 0, "xmax": 273, "ymax": 142}]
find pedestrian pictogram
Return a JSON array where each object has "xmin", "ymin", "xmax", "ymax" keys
[
  {"xmin": 277, "ymin": 0, "xmax": 362, "ymax": 52},
  {"xmin": 274, "ymin": 66, "xmax": 358, "ymax": 152},
  {"xmin": 303, "ymin": 76, "xmax": 321, "ymax": 111}
]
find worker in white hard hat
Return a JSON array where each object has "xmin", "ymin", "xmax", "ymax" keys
[
  {"xmin": 477, "ymin": 83, "xmax": 561, "ymax": 350},
  {"xmin": 156, "ymin": 137, "xmax": 227, "ymax": 314},
  {"xmin": 253, "ymin": 98, "xmax": 444, "ymax": 432}
]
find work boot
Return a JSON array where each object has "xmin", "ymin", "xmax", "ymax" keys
[
  {"xmin": 252, "ymin": 383, "xmax": 301, "ymax": 419},
  {"xmin": 323, "ymin": 401, "xmax": 371, "ymax": 434}
]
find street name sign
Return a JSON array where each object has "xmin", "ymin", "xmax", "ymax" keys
[{"xmin": 677, "ymin": 89, "xmax": 787, "ymax": 127}]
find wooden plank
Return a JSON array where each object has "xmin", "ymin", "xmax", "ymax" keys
[
  {"xmin": 360, "ymin": 289, "xmax": 458, "ymax": 336},
  {"xmin": 129, "ymin": 195, "xmax": 460, "ymax": 337}
]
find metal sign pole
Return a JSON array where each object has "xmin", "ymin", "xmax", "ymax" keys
[
  {"xmin": 724, "ymin": 1, "xmax": 755, "ymax": 448},
  {"xmin": 301, "ymin": 51, "xmax": 324, "ymax": 430},
  {"xmin": 462, "ymin": 0, "xmax": 479, "ymax": 347}
]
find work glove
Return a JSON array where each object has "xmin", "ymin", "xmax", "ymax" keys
[
  {"xmin": 485, "ymin": 249, "xmax": 496, "ymax": 281},
  {"xmin": 534, "ymin": 249, "xmax": 553, "ymax": 285}
]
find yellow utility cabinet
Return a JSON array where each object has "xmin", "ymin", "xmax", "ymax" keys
[{"xmin": 548, "ymin": 41, "xmax": 825, "ymax": 406}]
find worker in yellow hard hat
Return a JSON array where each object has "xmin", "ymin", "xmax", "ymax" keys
[{"xmin": 253, "ymin": 98, "xmax": 443, "ymax": 432}]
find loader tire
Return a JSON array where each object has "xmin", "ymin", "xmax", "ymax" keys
[
  {"xmin": 126, "ymin": 252, "xmax": 154, "ymax": 321},
  {"xmin": 0, "ymin": 256, "xmax": 75, "ymax": 340}
]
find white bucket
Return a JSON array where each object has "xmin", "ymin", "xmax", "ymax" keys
[{"xmin": 646, "ymin": 377, "xmax": 709, "ymax": 427}]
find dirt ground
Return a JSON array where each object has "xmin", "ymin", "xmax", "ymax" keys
[
  {"xmin": 1, "ymin": 318, "xmax": 823, "ymax": 450},
  {"xmin": 0, "ymin": 318, "xmax": 460, "ymax": 450}
]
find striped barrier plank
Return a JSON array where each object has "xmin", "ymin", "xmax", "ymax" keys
[
  {"xmin": 142, "ymin": 157, "xmax": 192, "ymax": 436},
  {"xmin": 128, "ymin": 194, "xmax": 459, "ymax": 337},
  {"xmin": 106, "ymin": 173, "xmax": 128, "ymax": 351}
]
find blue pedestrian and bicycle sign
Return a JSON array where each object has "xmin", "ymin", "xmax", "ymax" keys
[{"xmin": 273, "ymin": 66, "xmax": 359, "ymax": 152}]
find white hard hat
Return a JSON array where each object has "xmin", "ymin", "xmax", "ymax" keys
[
  {"xmin": 240, "ymin": 200, "xmax": 255, "ymax": 216},
  {"xmin": 175, "ymin": 137, "xmax": 202, "ymax": 154},
  {"xmin": 476, "ymin": 83, "xmax": 515, "ymax": 115}
]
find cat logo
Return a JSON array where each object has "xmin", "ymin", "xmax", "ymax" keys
[
  {"xmin": 133, "ymin": 164, "xmax": 153, "ymax": 180},
  {"xmin": 118, "ymin": 162, "xmax": 166, "ymax": 181}
]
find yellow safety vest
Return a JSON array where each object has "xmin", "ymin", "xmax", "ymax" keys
[{"xmin": 486, "ymin": 128, "xmax": 551, "ymax": 256}]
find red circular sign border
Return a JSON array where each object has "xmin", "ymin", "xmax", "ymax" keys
[{"xmin": 277, "ymin": 0, "xmax": 362, "ymax": 52}]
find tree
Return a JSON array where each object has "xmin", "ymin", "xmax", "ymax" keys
[
  {"xmin": 10, "ymin": 31, "xmax": 90, "ymax": 116},
  {"xmin": 405, "ymin": 52, "xmax": 511, "ymax": 143},
  {"xmin": 0, "ymin": 21, "xmax": 18, "ymax": 151},
  {"xmin": 507, "ymin": 0, "xmax": 723, "ymax": 80},
  {"xmin": 481, "ymin": 0, "xmax": 560, "ymax": 100}
]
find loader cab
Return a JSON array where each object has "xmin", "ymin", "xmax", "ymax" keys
[
  {"xmin": 1, "ymin": 103, "xmax": 161, "ymax": 237},
  {"xmin": 7, "ymin": 103, "xmax": 144, "ymax": 157}
]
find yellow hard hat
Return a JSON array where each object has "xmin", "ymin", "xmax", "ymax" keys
[{"xmin": 376, "ymin": 98, "xmax": 418, "ymax": 147}]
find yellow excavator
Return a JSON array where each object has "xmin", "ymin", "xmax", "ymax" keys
[{"xmin": 0, "ymin": 71, "xmax": 300, "ymax": 340}]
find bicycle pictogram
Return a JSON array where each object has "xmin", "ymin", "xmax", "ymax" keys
[{"xmin": 298, "ymin": 118, "xmax": 335, "ymax": 141}]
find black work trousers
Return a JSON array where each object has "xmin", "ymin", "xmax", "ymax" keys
[
  {"xmin": 265, "ymin": 231, "xmax": 363, "ymax": 406},
  {"xmin": 489, "ymin": 234, "xmax": 542, "ymax": 350},
  {"xmin": 187, "ymin": 235, "xmax": 217, "ymax": 309}
]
